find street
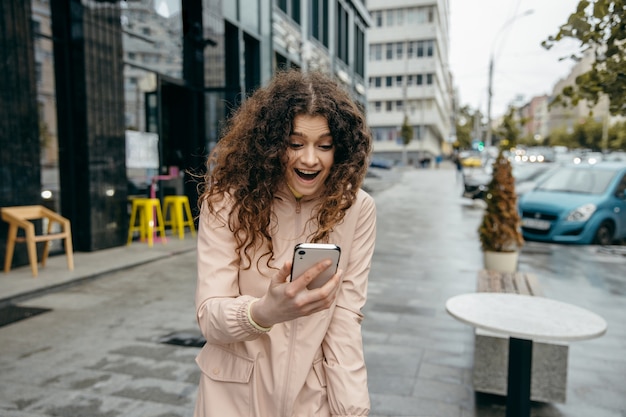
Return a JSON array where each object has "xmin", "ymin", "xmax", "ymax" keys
[{"xmin": 0, "ymin": 165, "xmax": 624, "ymax": 417}]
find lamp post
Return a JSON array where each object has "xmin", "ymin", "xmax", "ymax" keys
[{"xmin": 486, "ymin": 9, "xmax": 534, "ymax": 147}]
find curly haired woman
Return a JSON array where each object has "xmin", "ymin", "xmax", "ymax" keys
[{"xmin": 194, "ymin": 69, "xmax": 376, "ymax": 417}]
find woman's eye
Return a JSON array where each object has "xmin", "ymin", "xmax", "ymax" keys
[
  {"xmin": 319, "ymin": 144, "xmax": 334, "ymax": 150},
  {"xmin": 289, "ymin": 143, "xmax": 303, "ymax": 149}
]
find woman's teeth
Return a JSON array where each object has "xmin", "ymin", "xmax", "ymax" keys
[{"xmin": 296, "ymin": 169, "xmax": 319, "ymax": 180}]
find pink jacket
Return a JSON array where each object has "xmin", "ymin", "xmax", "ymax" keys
[{"xmin": 194, "ymin": 185, "xmax": 376, "ymax": 417}]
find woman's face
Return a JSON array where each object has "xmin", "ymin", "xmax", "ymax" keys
[{"xmin": 285, "ymin": 114, "xmax": 335, "ymax": 197}]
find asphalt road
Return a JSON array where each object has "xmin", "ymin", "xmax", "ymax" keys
[{"xmin": 0, "ymin": 164, "xmax": 624, "ymax": 417}]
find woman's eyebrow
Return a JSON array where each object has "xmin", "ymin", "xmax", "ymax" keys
[{"xmin": 290, "ymin": 131, "xmax": 333, "ymax": 139}]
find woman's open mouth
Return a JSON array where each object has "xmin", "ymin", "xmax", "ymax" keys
[{"xmin": 295, "ymin": 169, "xmax": 320, "ymax": 181}]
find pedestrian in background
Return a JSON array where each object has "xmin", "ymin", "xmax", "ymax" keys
[
  {"xmin": 453, "ymin": 151, "xmax": 464, "ymax": 182},
  {"xmin": 193, "ymin": 69, "xmax": 376, "ymax": 417}
]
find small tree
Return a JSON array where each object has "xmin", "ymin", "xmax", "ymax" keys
[
  {"xmin": 478, "ymin": 149, "xmax": 524, "ymax": 252},
  {"xmin": 400, "ymin": 115, "xmax": 413, "ymax": 166}
]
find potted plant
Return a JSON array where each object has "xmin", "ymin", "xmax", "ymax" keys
[{"xmin": 477, "ymin": 149, "xmax": 524, "ymax": 272}]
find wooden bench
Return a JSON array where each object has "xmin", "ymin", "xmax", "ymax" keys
[
  {"xmin": 473, "ymin": 269, "xmax": 568, "ymax": 403},
  {"xmin": 477, "ymin": 269, "xmax": 543, "ymax": 295},
  {"xmin": 1, "ymin": 205, "xmax": 74, "ymax": 277}
]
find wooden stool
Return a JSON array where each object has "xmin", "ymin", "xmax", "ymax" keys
[
  {"xmin": 1, "ymin": 205, "xmax": 74, "ymax": 277},
  {"xmin": 127, "ymin": 198, "xmax": 166, "ymax": 247},
  {"xmin": 163, "ymin": 195, "xmax": 196, "ymax": 240}
]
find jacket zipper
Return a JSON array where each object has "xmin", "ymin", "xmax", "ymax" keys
[
  {"xmin": 279, "ymin": 320, "xmax": 298, "ymax": 416},
  {"xmin": 279, "ymin": 195, "xmax": 303, "ymax": 416}
]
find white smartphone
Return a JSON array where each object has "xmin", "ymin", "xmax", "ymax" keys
[{"xmin": 290, "ymin": 243, "xmax": 341, "ymax": 289}]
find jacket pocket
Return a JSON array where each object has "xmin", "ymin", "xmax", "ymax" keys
[
  {"xmin": 197, "ymin": 344, "xmax": 254, "ymax": 383},
  {"xmin": 312, "ymin": 357, "xmax": 327, "ymax": 388},
  {"xmin": 196, "ymin": 344, "xmax": 255, "ymax": 416}
]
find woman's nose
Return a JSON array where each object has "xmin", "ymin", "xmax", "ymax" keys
[{"xmin": 300, "ymin": 146, "xmax": 317, "ymax": 165}]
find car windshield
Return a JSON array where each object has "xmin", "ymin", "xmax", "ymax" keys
[
  {"xmin": 536, "ymin": 166, "xmax": 618, "ymax": 194},
  {"xmin": 513, "ymin": 164, "xmax": 554, "ymax": 182}
]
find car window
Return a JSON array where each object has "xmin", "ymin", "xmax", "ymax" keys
[
  {"xmin": 615, "ymin": 174, "xmax": 626, "ymax": 198},
  {"xmin": 537, "ymin": 167, "xmax": 618, "ymax": 194}
]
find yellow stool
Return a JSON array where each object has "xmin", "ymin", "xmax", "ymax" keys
[
  {"xmin": 163, "ymin": 195, "xmax": 196, "ymax": 239},
  {"xmin": 127, "ymin": 198, "xmax": 167, "ymax": 247}
]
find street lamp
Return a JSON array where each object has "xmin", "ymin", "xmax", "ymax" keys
[{"xmin": 486, "ymin": 9, "xmax": 534, "ymax": 147}]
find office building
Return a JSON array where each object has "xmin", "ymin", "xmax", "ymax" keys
[{"xmin": 367, "ymin": 0, "xmax": 453, "ymax": 165}]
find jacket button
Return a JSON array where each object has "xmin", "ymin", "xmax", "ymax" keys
[{"xmin": 212, "ymin": 368, "xmax": 220, "ymax": 375}]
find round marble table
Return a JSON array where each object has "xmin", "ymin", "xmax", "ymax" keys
[{"xmin": 446, "ymin": 292, "xmax": 607, "ymax": 417}]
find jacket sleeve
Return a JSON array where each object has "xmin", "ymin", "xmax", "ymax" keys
[
  {"xmin": 322, "ymin": 192, "xmax": 376, "ymax": 416},
  {"xmin": 195, "ymin": 199, "xmax": 269, "ymax": 344}
]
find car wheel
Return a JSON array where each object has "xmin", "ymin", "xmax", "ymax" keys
[{"xmin": 593, "ymin": 221, "xmax": 614, "ymax": 245}]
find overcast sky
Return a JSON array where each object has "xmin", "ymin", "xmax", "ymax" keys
[
  {"xmin": 449, "ymin": 0, "xmax": 582, "ymax": 118},
  {"xmin": 157, "ymin": 0, "xmax": 584, "ymax": 119}
]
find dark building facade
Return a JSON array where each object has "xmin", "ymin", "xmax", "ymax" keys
[
  {"xmin": 0, "ymin": 0, "xmax": 42, "ymax": 267},
  {"xmin": 1, "ymin": 0, "xmax": 369, "ymax": 269},
  {"xmin": 50, "ymin": 0, "xmax": 128, "ymax": 251}
]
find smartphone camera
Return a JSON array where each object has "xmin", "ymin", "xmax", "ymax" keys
[{"xmin": 297, "ymin": 250, "xmax": 306, "ymax": 257}]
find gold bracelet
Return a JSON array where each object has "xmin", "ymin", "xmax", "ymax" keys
[{"xmin": 247, "ymin": 299, "xmax": 272, "ymax": 332}]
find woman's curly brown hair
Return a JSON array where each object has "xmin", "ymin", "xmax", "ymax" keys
[{"xmin": 198, "ymin": 69, "xmax": 372, "ymax": 269}]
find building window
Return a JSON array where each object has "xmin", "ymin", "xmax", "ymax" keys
[
  {"xmin": 407, "ymin": 75, "xmax": 413, "ymax": 86},
  {"xmin": 407, "ymin": 41, "xmax": 415, "ymax": 58},
  {"xmin": 386, "ymin": 9, "xmax": 395, "ymax": 26},
  {"xmin": 370, "ymin": 44, "xmax": 382, "ymax": 61},
  {"xmin": 427, "ymin": 73, "xmax": 433, "ymax": 84},
  {"xmin": 311, "ymin": 0, "xmax": 330, "ymax": 47},
  {"xmin": 396, "ymin": 42, "xmax": 403, "ymax": 60},
  {"xmin": 372, "ymin": 10, "xmax": 383, "ymax": 27},
  {"xmin": 396, "ymin": 9, "xmax": 404, "ymax": 25},
  {"xmin": 426, "ymin": 40, "xmax": 434, "ymax": 57},
  {"xmin": 417, "ymin": 41, "xmax": 424, "ymax": 57},
  {"xmin": 407, "ymin": 8, "xmax": 417, "ymax": 23},
  {"xmin": 396, "ymin": 100, "xmax": 403, "ymax": 112},
  {"xmin": 279, "ymin": 0, "xmax": 300, "ymax": 24},
  {"xmin": 417, "ymin": 6, "xmax": 434, "ymax": 23},
  {"xmin": 374, "ymin": 101, "xmax": 382, "ymax": 112},
  {"xmin": 335, "ymin": 3, "xmax": 349, "ymax": 63},
  {"xmin": 385, "ymin": 76, "xmax": 392, "ymax": 87},
  {"xmin": 355, "ymin": 24, "xmax": 365, "ymax": 77},
  {"xmin": 385, "ymin": 43, "xmax": 393, "ymax": 60},
  {"xmin": 395, "ymin": 75, "xmax": 403, "ymax": 87},
  {"xmin": 417, "ymin": 74, "xmax": 423, "ymax": 85},
  {"xmin": 386, "ymin": 101, "xmax": 392, "ymax": 111},
  {"xmin": 291, "ymin": 0, "xmax": 301, "ymax": 24},
  {"xmin": 375, "ymin": 76, "xmax": 382, "ymax": 87}
]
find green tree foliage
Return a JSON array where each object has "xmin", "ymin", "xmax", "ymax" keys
[
  {"xmin": 478, "ymin": 149, "xmax": 524, "ymax": 252},
  {"xmin": 571, "ymin": 116, "xmax": 604, "ymax": 149},
  {"xmin": 608, "ymin": 120, "xmax": 626, "ymax": 148},
  {"xmin": 454, "ymin": 105, "xmax": 479, "ymax": 149},
  {"xmin": 400, "ymin": 115, "xmax": 413, "ymax": 146},
  {"xmin": 546, "ymin": 127, "xmax": 574, "ymax": 148},
  {"xmin": 495, "ymin": 106, "xmax": 522, "ymax": 148},
  {"xmin": 543, "ymin": 0, "xmax": 626, "ymax": 116}
]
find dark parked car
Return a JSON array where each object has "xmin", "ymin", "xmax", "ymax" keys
[
  {"xmin": 518, "ymin": 162, "xmax": 626, "ymax": 245},
  {"xmin": 462, "ymin": 162, "xmax": 556, "ymax": 200}
]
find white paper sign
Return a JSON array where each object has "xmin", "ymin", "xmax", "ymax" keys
[{"xmin": 125, "ymin": 130, "xmax": 159, "ymax": 169}]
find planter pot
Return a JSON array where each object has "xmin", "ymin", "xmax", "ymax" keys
[{"xmin": 483, "ymin": 250, "xmax": 519, "ymax": 273}]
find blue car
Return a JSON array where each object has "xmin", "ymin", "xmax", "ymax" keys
[{"xmin": 518, "ymin": 162, "xmax": 626, "ymax": 245}]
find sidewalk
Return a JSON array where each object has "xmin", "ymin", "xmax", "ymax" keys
[{"xmin": 0, "ymin": 234, "xmax": 197, "ymax": 306}]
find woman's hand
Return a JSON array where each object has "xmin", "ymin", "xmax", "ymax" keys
[{"xmin": 250, "ymin": 260, "xmax": 342, "ymax": 328}]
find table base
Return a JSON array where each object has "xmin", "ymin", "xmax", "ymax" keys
[{"xmin": 507, "ymin": 337, "xmax": 532, "ymax": 417}]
